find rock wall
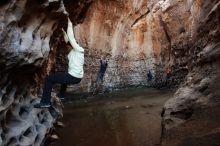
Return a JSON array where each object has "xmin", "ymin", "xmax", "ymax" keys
[
  {"xmin": 161, "ymin": 0, "xmax": 220, "ymax": 145},
  {"xmin": 44, "ymin": 0, "xmax": 201, "ymax": 94},
  {"xmin": 0, "ymin": 0, "xmax": 90, "ymax": 145},
  {"xmin": 68, "ymin": 0, "xmax": 195, "ymax": 92}
]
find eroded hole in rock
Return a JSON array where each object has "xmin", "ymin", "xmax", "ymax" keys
[
  {"xmin": 34, "ymin": 134, "xmax": 40, "ymax": 144},
  {"xmin": 6, "ymin": 137, "xmax": 17, "ymax": 146},
  {"xmin": 18, "ymin": 106, "xmax": 29, "ymax": 118},
  {"xmin": 5, "ymin": 109, "xmax": 13, "ymax": 125},
  {"xmin": 23, "ymin": 127, "xmax": 32, "ymax": 137},
  {"xmin": 35, "ymin": 125, "xmax": 40, "ymax": 132},
  {"xmin": 170, "ymin": 109, "xmax": 194, "ymax": 120},
  {"xmin": 40, "ymin": 117, "xmax": 47, "ymax": 124},
  {"xmin": 1, "ymin": 94, "xmax": 8, "ymax": 106}
]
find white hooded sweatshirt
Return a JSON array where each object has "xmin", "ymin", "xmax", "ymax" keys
[{"xmin": 63, "ymin": 18, "xmax": 84, "ymax": 78}]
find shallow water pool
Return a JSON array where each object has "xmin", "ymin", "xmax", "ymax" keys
[{"xmin": 51, "ymin": 88, "xmax": 174, "ymax": 146}]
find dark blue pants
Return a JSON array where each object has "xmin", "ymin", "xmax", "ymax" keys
[
  {"xmin": 96, "ymin": 72, "xmax": 105, "ymax": 82},
  {"xmin": 41, "ymin": 72, "xmax": 81, "ymax": 104}
]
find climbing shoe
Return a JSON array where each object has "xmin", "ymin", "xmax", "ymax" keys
[{"xmin": 34, "ymin": 102, "xmax": 51, "ymax": 108}]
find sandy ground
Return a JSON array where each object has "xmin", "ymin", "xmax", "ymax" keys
[{"xmin": 51, "ymin": 88, "xmax": 174, "ymax": 146}]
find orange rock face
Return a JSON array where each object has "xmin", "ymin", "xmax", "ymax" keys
[{"xmin": 66, "ymin": 0, "xmax": 204, "ymax": 92}]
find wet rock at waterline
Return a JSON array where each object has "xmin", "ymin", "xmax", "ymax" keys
[
  {"xmin": 161, "ymin": 0, "xmax": 220, "ymax": 145},
  {"xmin": 0, "ymin": 0, "xmax": 220, "ymax": 146}
]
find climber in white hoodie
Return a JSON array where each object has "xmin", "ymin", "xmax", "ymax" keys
[{"xmin": 34, "ymin": 18, "xmax": 84, "ymax": 108}]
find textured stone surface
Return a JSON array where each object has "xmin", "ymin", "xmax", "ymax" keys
[
  {"xmin": 67, "ymin": 0, "xmax": 194, "ymax": 92},
  {"xmin": 161, "ymin": 0, "xmax": 220, "ymax": 145},
  {"xmin": 0, "ymin": 0, "xmax": 89, "ymax": 145},
  {"xmin": 0, "ymin": 0, "xmax": 220, "ymax": 145}
]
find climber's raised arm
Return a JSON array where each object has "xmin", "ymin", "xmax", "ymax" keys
[{"xmin": 66, "ymin": 18, "xmax": 84, "ymax": 52}]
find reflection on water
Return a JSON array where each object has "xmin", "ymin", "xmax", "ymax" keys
[{"xmin": 51, "ymin": 88, "xmax": 174, "ymax": 146}]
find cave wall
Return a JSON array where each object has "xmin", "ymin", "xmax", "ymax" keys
[
  {"xmin": 0, "ymin": 0, "xmax": 219, "ymax": 145},
  {"xmin": 0, "ymin": 1, "xmax": 65, "ymax": 145},
  {"xmin": 0, "ymin": 0, "xmax": 89, "ymax": 145},
  {"xmin": 161, "ymin": 0, "xmax": 220, "ymax": 145},
  {"xmin": 66, "ymin": 0, "xmax": 201, "ymax": 92}
]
